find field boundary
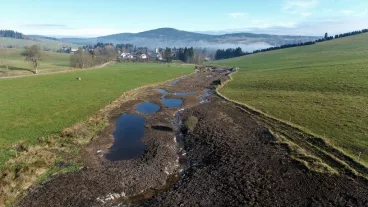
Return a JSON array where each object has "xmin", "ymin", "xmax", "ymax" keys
[{"xmin": 215, "ymin": 70, "xmax": 368, "ymax": 180}]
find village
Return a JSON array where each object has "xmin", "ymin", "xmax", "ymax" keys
[
  {"xmin": 118, "ymin": 48, "xmax": 164, "ymax": 61},
  {"xmin": 58, "ymin": 45, "xmax": 212, "ymax": 63}
]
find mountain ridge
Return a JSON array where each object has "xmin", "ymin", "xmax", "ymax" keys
[{"xmin": 61, "ymin": 27, "xmax": 319, "ymax": 50}]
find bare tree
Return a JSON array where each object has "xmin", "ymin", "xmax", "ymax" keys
[
  {"xmin": 71, "ymin": 48, "xmax": 94, "ymax": 68},
  {"xmin": 94, "ymin": 45, "xmax": 117, "ymax": 64},
  {"xmin": 71, "ymin": 45, "xmax": 117, "ymax": 69},
  {"xmin": 23, "ymin": 45, "xmax": 42, "ymax": 74},
  {"xmin": 193, "ymin": 53, "xmax": 205, "ymax": 65}
]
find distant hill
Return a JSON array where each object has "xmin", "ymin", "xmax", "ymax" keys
[
  {"xmin": 0, "ymin": 29, "xmax": 81, "ymax": 50},
  {"xmin": 62, "ymin": 28, "xmax": 319, "ymax": 51},
  {"xmin": 0, "ymin": 37, "xmax": 80, "ymax": 51},
  {"xmin": 28, "ymin": 35, "xmax": 60, "ymax": 41}
]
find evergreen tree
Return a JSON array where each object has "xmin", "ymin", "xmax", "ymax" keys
[{"xmin": 164, "ymin": 47, "xmax": 172, "ymax": 62}]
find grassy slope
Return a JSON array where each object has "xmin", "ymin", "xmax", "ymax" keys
[
  {"xmin": 0, "ymin": 63, "xmax": 192, "ymax": 166},
  {"xmin": 0, "ymin": 37, "xmax": 79, "ymax": 50},
  {"xmin": 215, "ymin": 34, "xmax": 368, "ymax": 164},
  {"xmin": 0, "ymin": 48, "xmax": 72, "ymax": 72}
]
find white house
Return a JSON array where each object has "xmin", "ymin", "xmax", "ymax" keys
[
  {"xmin": 140, "ymin": 54, "xmax": 147, "ymax": 59},
  {"xmin": 70, "ymin": 48, "xmax": 79, "ymax": 54},
  {"xmin": 120, "ymin": 53, "xmax": 134, "ymax": 59}
]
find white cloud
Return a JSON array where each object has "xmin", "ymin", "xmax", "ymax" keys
[
  {"xmin": 282, "ymin": 0, "xmax": 318, "ymax": 11},
  {"xmin": 227, "ymin": 12, "xmax": 247, "ymax": 19},
  {"xmin": 341, "ymin": 10, "xmax": 354, "ymax": 15}
]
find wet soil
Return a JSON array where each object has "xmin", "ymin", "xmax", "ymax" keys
[
  {"xmin": 17, "ymin": 68, "xmax": 227, "ymax": 207},
  {"xmin": 137, "ymin": 99, "xmax": 368, "ymax": 207},
  {"xmin": 17, "ymin": 67, "xmax": 368, "ymax": 207}
]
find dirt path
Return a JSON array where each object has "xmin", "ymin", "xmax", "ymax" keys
[
  {"xmin": 0, "ymin": 62, "xmax": 114, "ymax": 79},
  {"xmin": 17, "ymin": 67, "xmax": 368, "ymax": 207}
]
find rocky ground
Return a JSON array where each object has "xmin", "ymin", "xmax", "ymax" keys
[{"xmin": 17, "ymin": 67, "xmax": 368, "ymax": 207}]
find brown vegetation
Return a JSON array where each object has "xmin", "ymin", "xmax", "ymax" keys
[{"xmin": 71, "ymin": 45, "xmax": 118, "ymax": 68}]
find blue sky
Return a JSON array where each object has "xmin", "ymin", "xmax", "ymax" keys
[{"xmin": 0, "ymin": 0, "xmax": 367, "ymax": 37}]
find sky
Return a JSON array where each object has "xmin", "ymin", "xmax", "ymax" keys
[{"xmin": 0, "ymin": 0, "xmax": 367, "ymax": 37}]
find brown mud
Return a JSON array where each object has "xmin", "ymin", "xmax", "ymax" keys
[
  {"xmin": 17, "ymin": 67, "xmax": 368, "ymax": 207},
  {"xmin": 17, "ymin": 67, "xmax": 228, "ymax": 207},
  {"xmin": 136, "ymin": 98, "xmax": 368, "ymax": 207}
]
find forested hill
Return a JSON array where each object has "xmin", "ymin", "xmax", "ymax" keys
[
  {"xmin": 61, "ymin": 28, "xmax": 319, "ymax": 50},
  {"xmin": 0, "ymin": 30, "xmax": 27, "ymax": 39}
]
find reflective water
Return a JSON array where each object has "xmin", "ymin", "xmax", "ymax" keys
[
  {"xmin": 136, "ymin": 102, "xmax": 160, "ymax": 114},
  {"xmin": 168, "ymin": 79, "xmax": 180, "ymax": 86},
  {"xmin": 105, "ymin": 114, "xmax": 146, "ymax": 161},
  {"xmin": 199, "ymin": 89, "xmax": 211, "ymax": 103},
  {"xmin": 157, "ymin": 88, "xmax": 168, "ymax": 95},
  {"xmin": 174, "ymin": 92, "xmax": 196, "ymax": 96},
  {"xmin": 162, "ymin": 98, "xmax": 183, "ymax": 108}
]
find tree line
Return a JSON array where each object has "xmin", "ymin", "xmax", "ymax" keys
[
  {"xmin": 215, "ymin": 28, "xmax": 368, "ymax": 60},
  {"xmin": 215, "ymin": 47, "xmax": 244, "ymax": 60},
  {"xmin": 177, "ymin": 47, "xmax": 195, "ymax": 62},
  {"xmin": 161, "ymin": 47, "xmax": 206, "ymax": 64},
  {"xmin": 0, "ymin": 30, "xmax": 26, "ymax": 39},
  {"xmin": 334, "ymin": 29, "xmax": 368, "ymax": 39}
]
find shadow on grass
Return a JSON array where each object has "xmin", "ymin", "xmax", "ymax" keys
[
  {"xmin": 0, "ymin": 65, "xmax": 35, "ymax": 74},
  {"xmin": 54, "ymin": 63, "xmax": 71, "ymax": 67}
]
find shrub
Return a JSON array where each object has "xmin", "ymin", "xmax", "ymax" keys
[{"xmin": 184, "ymin": 116, "xmax": 198, "ymax": 133}]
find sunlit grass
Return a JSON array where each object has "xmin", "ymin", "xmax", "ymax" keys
[
  {"xmin": 0, "ymin": 63, "xmax": 192, "ymax": 166},
  {"xmin": 0, "ymin": 48, "xmax": 72, "ymax": 72}
]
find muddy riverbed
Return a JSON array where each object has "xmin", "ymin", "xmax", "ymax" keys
[
  {"xmin": 18, "ymin": 67, "xmax": 229, "ymax": 207},
  {"xmin": 18, "ymin": 67, "xmax": 368, "ymax": 207},
  {"xmin": 136, "ymin": 99, "xmax": 368, "ymax": 207}
]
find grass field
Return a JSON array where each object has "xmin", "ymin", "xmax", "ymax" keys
[
  {"xmin": 214, "ymin": 33, "xmax": 368, "ymax": 165},
  {"xmin": 0, "ymin": 48, "xmax": 72, "ymax": 73},
  {"xmin": 0, "ymin": 37, "xmax": 79, "ymax": 50},
  {"xmin": 0, "ymin": 63, "xmax": 192, "ymax": 167}
]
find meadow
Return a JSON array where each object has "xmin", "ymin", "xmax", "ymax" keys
[
  {"xmin": 0, "ymin": 63, "xmax": 192, "ymax": 167},
  {"xmin": 215, "ymin": 33, "xmax": 368, "ymax": 164},
  {"xmin": 0, "ymin": 37, "xmax": 78, "ymax": 50},
  {"xmin": 0, "ymin": 48, "xmax": 72, "ymax": 73}
]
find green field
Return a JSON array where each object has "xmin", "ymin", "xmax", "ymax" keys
[
  {"xmin": 0, "ymin": 48, "xmax": 72, "ymax": 73},
  {"xmin": 0, "ymin": 63, "xmax": 192, "ymax": 166},
  {"xmin": 0, "ymin": 37, "xmax": 79, "ymax": 50},
  {"xmin": 215, "ymin": 34, "xmax": 368, "ymax": 164}
]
